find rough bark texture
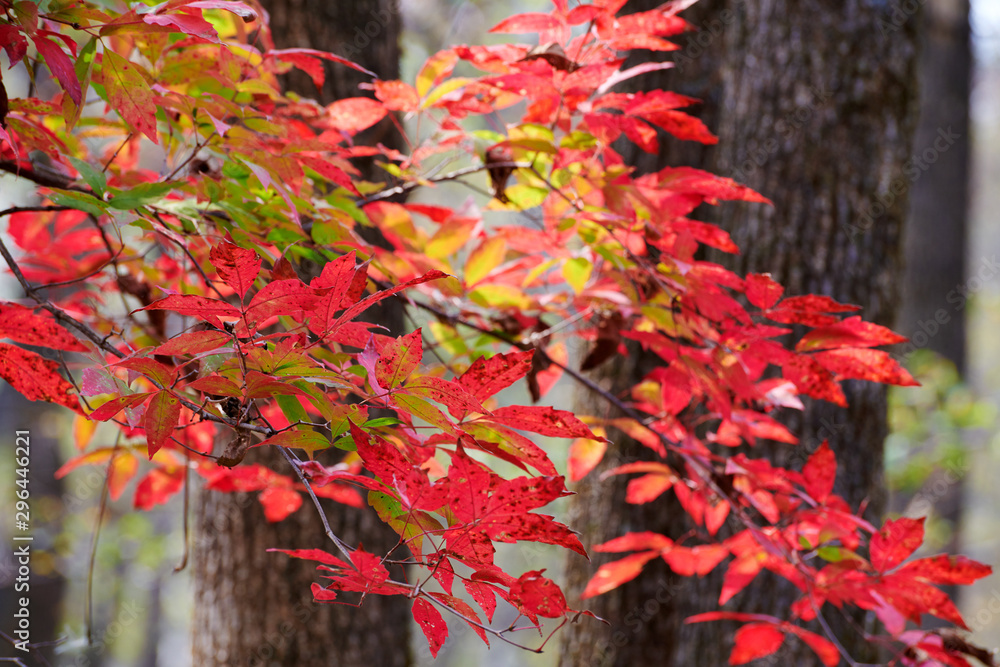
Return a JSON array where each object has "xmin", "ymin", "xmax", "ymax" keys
[
  {"xmin": 559, "ymin": 2, "xmax": 922, "ymax": 666},
  {"xmin": 192, "ymin": 2, "xmax": 411, "ymax": 666}
]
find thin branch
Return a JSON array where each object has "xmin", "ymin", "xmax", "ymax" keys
[{"xmin": 356, "ymin": 161, "xmax": 530, "ymax": 206}]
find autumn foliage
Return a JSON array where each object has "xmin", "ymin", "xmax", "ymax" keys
[{"xmin": 0, "ymin": 0, "xmax": 993, "ymax": 664}]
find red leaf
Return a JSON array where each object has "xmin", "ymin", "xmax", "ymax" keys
[
  {"xmin": 766, "ymin": 295, "xmax": 860, "ymax": 327},
  {"xmin": 812, "ymin": 348, "xmax": 919, "ymax": 387},
  {"xmin": 0, "ymin": 343, "xmax": 80, "ymax": 412},
  {"xmin": 403, "ymin": 376, "xmax": 487, "ymax": 416},
  {"xmin": 268, "ymin": 548, "xmax": 349, "ymax": 568},
  {"xmin": 138, "ymin": 294, "xmax": 241, "ymax": 328},
  {"xmin": 782, "ymin": 355, "xmax": 846, "ymax": 407},
  {"xmin": 244, "ymin": 279, "xmax": 319, "ymax": 325},
  {"xmin": 186, "ymin": 376, "xmax": 242, "ymax": 398},
  {"xmin": 871, "ymin": 517, "xmax": 925, "ymax": 574},
  {"xmin": 102, "ymin": 50, "xmax": 158, "ymax": 143},
  {"xmin": 730, "ymin": 623, "xmax": 784, "ymax": 665},
  {"xmin": 796, "ymin": 316, "xmax": 907, "ymax": 352},
  {"xmin": 457, "ymin": 350, "xmax": 534, "ymax": 403},
  {"xmin": 374, "ymin": 80, "xmax": 420, "ymax": 112},
  {"xmin": 330, "ymin": 270, "xmax": 447, "ymax": 332},
  {"xmin": 663, "ymin": 544, "xmax": 729, "ymax": 577},
  {"xmin": 490, "ymin": 405, "xmax": 599, "ymax": 439},
  {"xmin": 895, "ymin": 554, "xmax": 992, "ymax": 586},
  {"xmin": 626, "ymin": 473, "xmax": 674, "ymax": 504},
  {"xmin": 209, "ymin": 242, "xmax": 262, "ymax": 299},
  {"xmin": 744, "ymin": 273, "xmax": 784, "ymax": 310},
  {"xmin": 786, "ymin": 627, "xmax": 840, "ymax": 667},
  {"xmin": 88, "ymin": 393, "xmax": 153, "ymax": 421},
  {"xmin": 258, "ymin": 486, "xmax": 302, "ymax": 522},
  {"xmin": 802, "ymin": 441, "xmax": 836, "ymax": 503},
  {"xmin": 720, "ymin": 554, "xmax": 763, "ymax": 605},
  {"xmin": 490, "ymin": 13, "xmax": 565, "ymax": 36},
  {"xmin": 375, "ymin": 329, "xmax": 423, "ymax": 389},
  {"xmin": 143, "ymin": 9, "xmax": 219, "ymax": 42},
  {"xmin": 156, "ymin": 330, "xmax": 232, "ymax": 356},
  {"xmin": 326, "ymin": 97, "xmax": 387, "ymax": 134},
  {"xmin": 114, "ymin": 357, "xmax": 177, "ymax": 387},
  {"xmin": 595, "ymin": 532, "xmax": 672, "ymax": 553},
  {"xmin": 412, "ymin": 598, "xmax": 448, "ymax": 657},
  {"xmin": 567, "ymin": 438, "xmax": 606, "ymax": 482},
  {"xmin": 144, "ymin": 391, "xmax": 181, "ymax": 457},
  {"xmin": 254, "ymin": 429, "xmax": 331, "ymax": 458},
  {"xmin": 582, "ymin": 552, "xmax": 659, "ymax": 598},
  {"xmin": 0, "ymin": 302, "xmax": 86, "ymax": 352},
  {"xmin": 510, "ymin": 570, "xmax": 568, "ymax": 618},
  {"xmin": 134, "ymin": 466, "xmax": 185, "ymax": 510},
  {"xmin": 269, "ymin": 47, "xmax": 376, "ymax": 79},
  {"xmin": 33, "ymin": 35, "xmax": 81, "ymax": 105}
]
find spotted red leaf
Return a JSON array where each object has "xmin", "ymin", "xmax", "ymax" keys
[
  {"xmin": 490, "ymin": 405, "xmax": 599, "ymax": 439},
  {"xmin": 138, "ymin": 294, "xmax": 241, "ymax": 328},
  {"xmin": 375, "ymin": 329, "xmax": 423, "ymax": 389},
  {"xmin": 510, "ymin": 570, "xmax": 568, "ymax": 618},
  {"xmin": 457, "ymin": 350, "xmax": 534, "ymax": 403},
  {"xmin": 155, "ymin": 330, "xmax": 232, "ymax": 356},
  {"xmin": 0, "ymin": 302, "xmax": 86, "ymax": 352},
  {"xmin": 102, "ymin": 50, "xmax": 158, "ymax": 143},
  {"xmin": 895, "ymin": 555, "xmax": 992, "ymax": 586},
  {"xmin": 744, "ymin": 273, "xmax": 784, "ymax": 310},
  {"xmin": 0, "ymin": 343, "xmax": 80, "ymax": 412},
  {"xmin": 144, "ymin": 390, "xmax": 181, "ymax": 457},
  {"xmin": 796, "ymin": 316, "xmax": 907, "ymax": 352},
  {"xmin": 802, "ymin": 441, "xmax": 836, "ymax": 503},
  {"xmin": 871, "ymin": 517, "xmax": 924, "ymax": 574},
  {"xmin": 244, "ymin": 279, "xmax": 319, "ymax": 325},
  {"xmin": 812, "ymin": 348, "xmax": 919, "ymax": 387},
  {"xmin": 412, "ymin": 598, "xmax": 447, "ymax": 658},
  {"xmin": 209, "ymin": 242, "xmax": 262, "ymax": 299}
]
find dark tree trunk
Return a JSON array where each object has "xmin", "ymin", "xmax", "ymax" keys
[
  {"xmin": 897, "ymin": 0, "xmax": 970, "ymax": 373},
  {"xmin": 192, "ymin": 2, "xmax": 411, "ymax": 666},
  {"xmin": 892, "ymin": 0, "xmax": 971, "ymax": 609},
  {"xmin": 559, "ymin": 2, "xmax": 922, "ymax": 666}
]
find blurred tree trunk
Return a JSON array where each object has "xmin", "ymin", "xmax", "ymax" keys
[
  {"xmin": 192, "ymin": 2, "xmax": 412, "ymax": 666},
  {"xmin": 898, "ymin": 0, "xmax": 970, "ymax": 373},
  {"xmin": 893, "ymin": 0, "xmax": 971, "ymax": 607},
  {"xmin": 559, "ymin": 2, "xmax": 922, "ymax": 666}
]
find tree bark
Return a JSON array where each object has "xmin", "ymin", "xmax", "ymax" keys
[
  {"xmin": 192, "ymin": 2, "xmax": 411, "ymax": 666},
  {"xmin": 559, "ymin": 2, "xmax": 922, "ymax": 666}
]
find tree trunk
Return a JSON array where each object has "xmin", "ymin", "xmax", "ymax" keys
[
  {"xmin": 192, "ymin": 2, "xmax": 411, "ymax": 666},
  {"xmin": 559, "ymin": 2, "xmax": 922, "ymax": 666},
  {"xmin": 897, "ymin": 0, "xmax": 970, "ymax": 373}
]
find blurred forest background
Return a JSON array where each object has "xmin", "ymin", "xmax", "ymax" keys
[{"xmin": 2, "ymin": 0, "xmax": 1000, "ymax": 665}]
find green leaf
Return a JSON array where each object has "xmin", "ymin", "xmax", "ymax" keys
[
  {"xmin": 47, "ymin": 189, "xmax": 107, "ymax": 217},
  {"xmin": 563, "ymin": 257, "xmax": 592, "ymax": 295},
  {"xmin": 68, "ymin": 156, "xmax": 107, "ymax": 194},
  {"xmin": 107, "ymin": 182, "xmax": 176, "ymax": 210},
  {"xmin": 276, "ymin": 394, "xmax": 308, "ymax": 425}
]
